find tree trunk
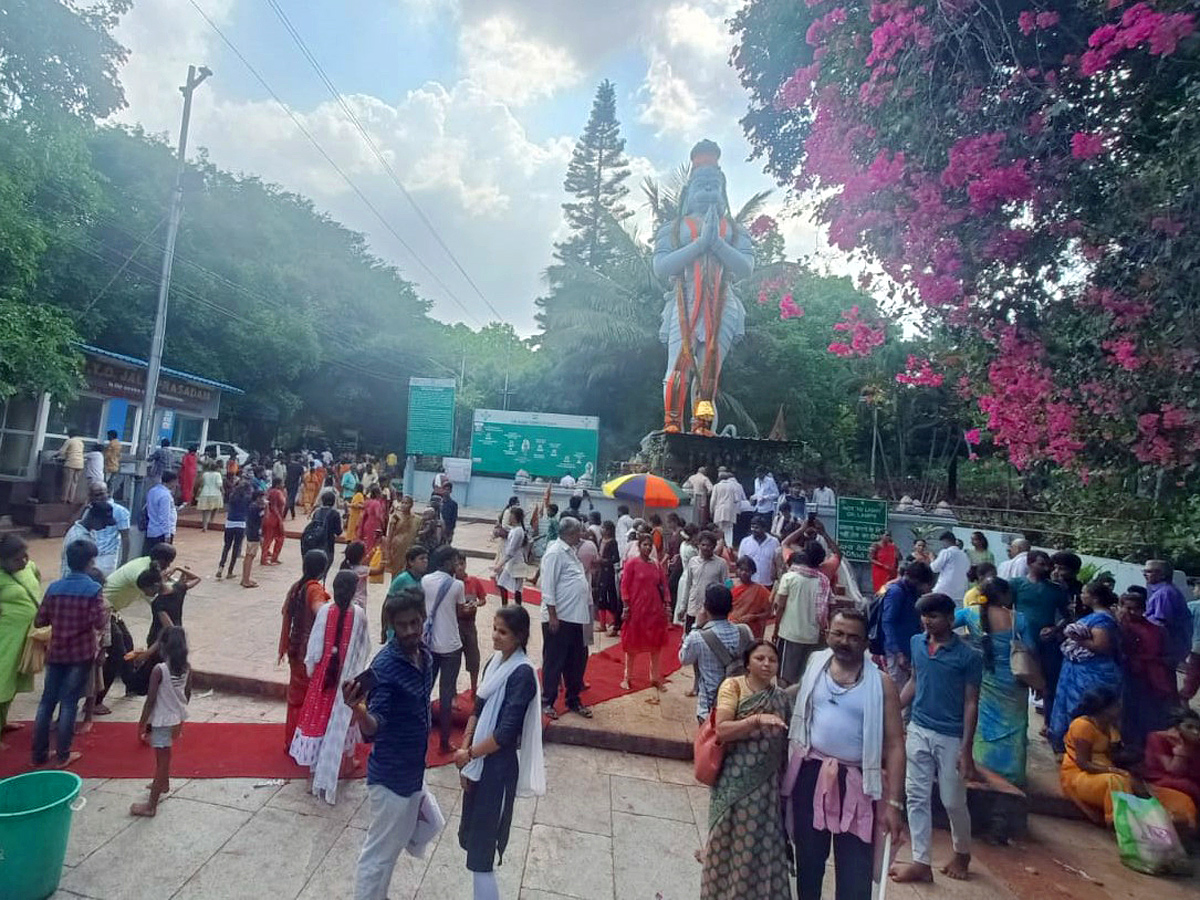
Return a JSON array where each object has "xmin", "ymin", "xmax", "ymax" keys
[{"xmin": 947, "ymin": 439, "xmax": 959, "ymax": 501}]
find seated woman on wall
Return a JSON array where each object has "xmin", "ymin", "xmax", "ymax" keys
[
  {"xmin": 1142, "ymin": 709, "xmax": 1200, "ymax": 813},
  {"xmin": 1059, "ymin": 687, "xmax": 1195, "ymax": 836}
]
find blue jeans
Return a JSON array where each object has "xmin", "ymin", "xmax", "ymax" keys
[{"xmin": 32, "ymin": 663, "xmax": 91, "ymax": 763}]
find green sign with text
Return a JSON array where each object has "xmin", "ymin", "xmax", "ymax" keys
[
  {"xmin": 471, "ymin": 409, "xmax": 599, "ymax": 479},
  {"xmin": 406, "ymin": 377, "xmax": 456, "ymax": 456},
  {"xmin": 836, "ymin": 497, "xmax": 888, "ymax": 562}
]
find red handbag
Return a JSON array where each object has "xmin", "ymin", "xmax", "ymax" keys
[{"xmin": 693, "ymin": 708, "xmax": 725, "ymax": 786}]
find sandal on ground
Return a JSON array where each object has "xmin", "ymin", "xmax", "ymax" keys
[
  {"xmin": 541, "ymin": 704, "xmax": 559, "ymax": 720},
  {"xmin": 568, "ymin": 704, "xmax": 593, "ymax": 719}
]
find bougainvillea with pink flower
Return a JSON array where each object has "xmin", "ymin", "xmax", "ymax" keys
[{"xmin": 732, "ymin": 0, "xmax": 1200, "ymax": 474}]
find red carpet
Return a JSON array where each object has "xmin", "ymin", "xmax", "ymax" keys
[{"xmin": 0, "ymin": 626, "xmax": 685, "ymax": 780}]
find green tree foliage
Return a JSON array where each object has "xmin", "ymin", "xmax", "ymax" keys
[
  {"xmin": 537, "ymin": 215, "xmax": 665, "ymax": 463},
  {"xmin": 0, "ymin": 0, "xmax": 130, "ymax": 122},
  {"xmin": 0, "ymin": 298, "xmax": 83, "ymax": 400},
  {"xmin": 554, "ymin": 80, "xmax": 632, "ymax": 269}
]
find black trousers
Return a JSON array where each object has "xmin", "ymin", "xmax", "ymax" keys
[
  {"xmin": 431, "ymin": 649, "xmax": 462, "ymax": 745},
  {"xmin": 793, "ymin": 758, "xmax": 874, "ymax": 900},
  {"xmin": 95, "ymin": 618, "xmax": 134, "ymax": 703},
  {"xmin": 541, "ymin": 621, "xmax": 587, "ymax": 709},
  {"xmin": 219, "ymin": 526, "xmax": 245, "ymax": 569}
]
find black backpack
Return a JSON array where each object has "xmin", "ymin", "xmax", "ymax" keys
[
  {"xmin": 867, "ymin": 592, "xmax": 886, "ymax": 657},
  {"xmin": 301, "ymin": 507, "xmax": 334, "ymax": 555}
]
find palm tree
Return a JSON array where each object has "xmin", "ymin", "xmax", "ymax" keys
[{"xmin": 642, "ymin": 167, "xmax": 771, "ymax": 229}]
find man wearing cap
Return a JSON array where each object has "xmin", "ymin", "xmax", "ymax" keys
[{"xmin": 653, "ymin": 139, "xmax": 756, "ymax": 434}]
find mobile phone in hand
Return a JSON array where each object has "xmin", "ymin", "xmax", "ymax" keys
[{"xmin": 353, "ymin": 668, "xmax": 378, "ymax": 695}]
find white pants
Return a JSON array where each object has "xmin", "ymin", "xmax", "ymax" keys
[
  {"xmin": 905, "ymin": 723, "xmax": 971, "ymax": 866},
  {"xmin": 355, "ymin": 784, "xmax": 423, "ymax": 900},
  {"xmin": 719, "ymin": 523, "xmax": 734, "ymax": 547}
]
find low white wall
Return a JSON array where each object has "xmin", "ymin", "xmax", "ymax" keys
[{"xmin": 889, "ymin": 514, "xmax": 1186, "ymax": 593}]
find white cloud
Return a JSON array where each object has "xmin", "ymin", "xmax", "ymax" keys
[
  {"xmin": 459, "ymin": 15, "xmax": 583, "ymax": 107},
  {"xmin": 637, "ymin": 52, "xmax": 707, "ymax": 137},
  {"xmin": 106, "ymin": 0, "xmax": 828, "ymax": 332}
]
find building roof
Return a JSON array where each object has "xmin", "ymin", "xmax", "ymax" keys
[{"xmin": 79, "ymin": 344, "xmax": 244, "ymax": 395}]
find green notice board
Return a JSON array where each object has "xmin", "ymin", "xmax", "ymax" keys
[
  {"xmin": 471, "ymin": 409, "xmax": 599, "ymax": 479},
  {"xmin": 836, "ymin": 497, "xmax": 888, "ymax": 562},
  {"xmin": 406, "ymin": 377, "xmax": 456, "ymax": 456}
]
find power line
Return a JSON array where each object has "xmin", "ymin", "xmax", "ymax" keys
[
  {"xmin": 75, "ymin": 213, "xmax": 168, "ymax": 319},
  {"xmin": 186, "ymin": 0, "xmax": 485, "ymax": 327},
  {"xmin": 264, "ymin": 0, "xmax": 507, "ymax": 324}
]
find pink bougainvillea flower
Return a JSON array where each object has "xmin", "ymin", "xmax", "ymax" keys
[
  {"xmin": 829, "ymin": 306, "xmax": 885, "ymax": 356},
  {"xmin": 1071, "ymin": 131, "xmax": 1107, "ymax": 159},
  {"xmin": 748, "ymin": 214, "xmax": 778, "ymax": 237},
  {"xmin": 779, "ymin": 294, "xmax": 805, "ymax": 319},
  {"xmin": 895, "ymin": 354, "xmax": 945, "ymax": 386},
  {"xmin": 964, "ymin": 428, "xmax": 982, "ymax": 445}
]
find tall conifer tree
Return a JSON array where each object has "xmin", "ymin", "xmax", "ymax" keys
[{"xmin": 556, "ymin": 80, "xmax": 631, "ymax": 268}]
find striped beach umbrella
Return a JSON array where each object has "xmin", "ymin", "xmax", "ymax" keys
[{"xmin": 601, "ymin": 473, "xmax": 685, "ymax": 508}]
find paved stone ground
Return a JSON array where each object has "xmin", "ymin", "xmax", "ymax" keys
[
  {"xmin": 23, "ymin": 714, "xmax": 1199, "ymax": 900},
  {"xmin": 13, "ymin": 518, "xmax": 1200, "ymax": 899}
]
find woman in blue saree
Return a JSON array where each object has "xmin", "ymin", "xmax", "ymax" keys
[
  {"xmin": 1049, "ymin": 582, "xmax": 1122, "ymax": 752},
  {"xmin": 954, "ymin": 576, "xmax": 1035, "ymax": 786}
]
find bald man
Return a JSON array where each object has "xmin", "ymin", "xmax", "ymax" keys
[
  {"xmin": 1144, "ymin": 560, "xmax": 1192, "ymax": 667},
  {"xmin": 997, "ymin": 538, "xmax": 1030, "ymax": 580}
]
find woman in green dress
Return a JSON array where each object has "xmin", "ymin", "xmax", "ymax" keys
[
  {"xmin": 953, "ymin": 576, "xmax": 1034, "ymax": 786},
  {"xmin": 702, "ymin": 640, "xmax": 793, "ymax": 899},
  {"xmin": 967, "ymin": 531, "xmax": 995, "ymax": 568},
  {"xmin": 0, "ymin": 535, "xmax": 41, "ymax": 737}
]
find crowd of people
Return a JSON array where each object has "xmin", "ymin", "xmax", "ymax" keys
[{"xmin": 2, "ymin": 451, "xmax": 1200, "ymax": 899}]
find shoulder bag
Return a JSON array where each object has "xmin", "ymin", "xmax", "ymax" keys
[
  {"xmin": 19, "ymin": 625, "xmax": 52, "ymax": 675},
  {"xmin": 1010, "ymin": 625, "xmax": 1044, "ymax": 691},
  {"xmin": 694, "ymin": 706, "xmax": 725, "ymax": 785}
]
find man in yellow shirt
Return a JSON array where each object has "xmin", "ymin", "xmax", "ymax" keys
[{"xmin": 103, "ymin": 429, "xmax": 122, "ymax": 488}]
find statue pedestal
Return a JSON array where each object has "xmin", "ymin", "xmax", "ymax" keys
[{"xmin": 637, "ymin": 430, "xmax": 812, "ymax": 483}]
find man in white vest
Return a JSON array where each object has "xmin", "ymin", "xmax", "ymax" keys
[{"xmin": 783, "ymin": 608, "xmax": 906, "ymax": 900}]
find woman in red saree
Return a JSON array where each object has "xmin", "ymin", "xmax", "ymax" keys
[
  {"xmin": 289, "ymin": 570, "xmax": 371, "ymax": 803},
  {"xmin": 179, "ymin": 446, "xmax": 198, "ymax": 506},
  {"xmin": 279, "ymin": 550, "xmax": 330, "ymax": 750},
  {"xmin": 358, "ymin": 486, "xmax": 387, "ymax": 557},
  {"xmin": 1144, "ymin": 709, "xmax": 1200, "ymax": 811},
  {"xmin": 620, "ymin": 534, "xmax": 671, "ymax": 697},
  {"xmin": 869, "ymin": 532, "xmax": 899, "ymax": 594},
  {"xmin": 262, "ymin": 477, "xmax": 287, "ymax": 565}
]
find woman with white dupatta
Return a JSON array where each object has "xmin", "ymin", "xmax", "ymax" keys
[
  {"xmin": 289, "ymin": 571, "xmax": 372, "ymax": 804},
  {"xmin": 454, "ymin": 605, "xmax": 545, "ymax": 900}
]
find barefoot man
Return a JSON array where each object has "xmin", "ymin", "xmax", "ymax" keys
[
  {"xmin": 783, "ymin": 608, "xmax": 906, "ymax": 900},
  {"xmin": 892, "ymin": 592, "xmax": 983, "ymax": 883}
]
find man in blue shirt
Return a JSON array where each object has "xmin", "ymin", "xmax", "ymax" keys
[
  {"xmin": 143, "ymin": 471, "xmax": 178, "ymax": 554},
  {"xmin": 344, "ymin": 587, "xmax": 432, "ymax": 900},
  {"xmin": 892, "ymin": 592, "xmax": 982, "ymax": 886},
  {"xmin": 880, "ymin": 561, "xmax": 933, "ymax": 695}
]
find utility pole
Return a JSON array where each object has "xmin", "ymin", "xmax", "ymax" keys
[
  {"xmin": 136, "ymin": 65, "xmax": 212, "ymax": 464},
  {"xmin": 129, "ymin": 65, "xmax": 210, "ymax": 553}
]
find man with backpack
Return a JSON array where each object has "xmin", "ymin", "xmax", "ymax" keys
[
  {"xmin": 876, "ymin": 560, "xmax": 934, "ymax": 697},
  {"xmin": 301, "ymin": 491, "xmax": 343, "ymax": 580},
  {"xmin": 679, "ymin": 583, "xmax": 753, "ymax": 722},
  {"xmin": 421, "ymin": 545, "xmax": 465, "ymax": 754}
]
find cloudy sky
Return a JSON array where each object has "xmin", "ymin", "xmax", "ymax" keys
[{"xmin": 112, "ymin": 0, "xmax": 821, "ymax": 332}]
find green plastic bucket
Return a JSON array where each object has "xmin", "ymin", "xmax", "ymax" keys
[{"xmin": 0, "ymin": 770, "xmax": 85, "ymax": 900}]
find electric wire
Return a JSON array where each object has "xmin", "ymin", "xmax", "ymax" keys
[
  {"xmin": 187, "ymin": 0, "xmax": 485, "ymax": 326},
  {"xmin": 264, "ymin": 0, "xmax": 507, "ymax": 323}
]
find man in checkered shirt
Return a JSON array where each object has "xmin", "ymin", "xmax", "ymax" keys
[{"xmin": 32, "ymin": 537, "xmax": 108, "ymax": 768}]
